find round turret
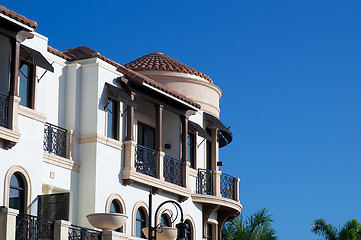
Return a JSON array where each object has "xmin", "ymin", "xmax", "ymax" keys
[{"xmin": 124, "ymin": 52, "xmax": 222, "ymax": 117}]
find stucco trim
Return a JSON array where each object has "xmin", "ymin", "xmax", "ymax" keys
[
  {"xmin": 76, "ymin": 134, "xmax": 123, "ymax": 150},
  {"xmin": 43, "ymin": 152, "xmax": 80, "ymax": 172},
  {"xmin": 0, "ymin": 126, "xmax": 20, "ymax": 146},
  {"xmin": 3, "ymin": 165, "xmax": 32, "ymax": 214},
  {"xmin": 131, "ymin": 201, "xmax": 149, "ymax": 236},
  {"xmin": 18, "ymin": 105, "xmax": 46, "ymax": 123},
  {"xmin": 122, "ymin": 170, "xmax": 191, "ymax": 199},
  {"xmin": 191, "ymin": 194, "xmax": 242, "ymax": 213}
]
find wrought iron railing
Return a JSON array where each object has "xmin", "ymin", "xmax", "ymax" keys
[
  {"xmin": 135, "ymin": 144, "xmax": 157, "ymax": 177},
  {"xmin": 197, "ymin": 169, "xmax": 213, "ymax": 195},
  {"xmin": 16, "ymin": 213, "xmax": 54, "ymax": 240},
  {"xmin": 221, "ymin": 173, "xmax": 236, "ymax": 200},
  {"xmin": 43, "ymin": 122, "xmax": 67, "ymax": 158},
  {"xmin": 68, "ymin": 224, "xmax": 102, "ymax": 240},
  {"xmin": 163, "ymin": 155, "xmax": 183, "ymax": 186},
  {"xmin": 0, "ymin": 92, "xmax": 9, "ymax": 128}
]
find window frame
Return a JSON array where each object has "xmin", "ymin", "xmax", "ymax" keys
[
  {"xmin": 106, "ymin": 97, "xmax": 120, "ymax": 140},
  {"xmin": 19, "ymin": 59, "xmax": 36, "ymax": 109},
  {"xmin": 187, "ymin": 131, "xmax": 197, "ymax": 169}
]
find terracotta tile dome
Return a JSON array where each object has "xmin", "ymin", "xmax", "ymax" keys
[{"xmin": 124, "ymin": 52, "xmax": 213, "ymax": 84}]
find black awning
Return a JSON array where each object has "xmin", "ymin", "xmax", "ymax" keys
[
  {"xmin": 189, "ymin": 121, "xmax": 212, "ymax": 141},
  {"xmin": 105, "ymin": 83, "xmax": 136, "ymax": 108},
  {"xmin": 20, "ymin": 45, "xmax": 54, "ymax": 72},
  {"xmin": 203, "ymin": 112, "xmax": 233, "ymax": 148}
]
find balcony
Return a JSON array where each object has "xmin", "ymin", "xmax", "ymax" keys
[
  {"xmin": 16, "ymin": 212, "xmax": 54, "ymax": 239},
  {"xmin": 122, "ymin": 141, "xmax": 191, "ymax": 200},
  {"xmin": 43, "ymin": 123, "xmax": 67, "ymax": 158},
  {"xmin": 192, "ymin": 169, "xmax": 242, "ymax": 218},
  {"xmin": 0, "ymin": 207, "xmax": 103, "ymax": 240},
  {"xmin": 42, "ymin": 123, "xmax": 80, "ymax": 172}
]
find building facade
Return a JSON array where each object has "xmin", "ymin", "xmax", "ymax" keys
[{"xmin": 0, "ymin": 5, "xmax": 242, "ymax": 240}]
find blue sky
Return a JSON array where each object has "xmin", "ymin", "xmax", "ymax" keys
[{"xmin": 6, "ymin": 1, "xmax": 361, "ymax": 239}]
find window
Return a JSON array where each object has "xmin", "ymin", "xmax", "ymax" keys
[
  {"xmin": 107, "ymin": 98, "xmax": 119, "ymax": 139},
  {"xmin": 136, "ymin": 208, "xmax": 147, "ymax": 238},
  {"xmin": 206, "ymin": 129, "xmax": 212, "ymax": 170},
  {"xmin": 160, "ymin": 214, "xmax": 171, "ymax": 227},
  {"xmin": 9, "ymin": 173, "xmax": 25, "ymax": 213},
  {"xmin": 19, "ymin": 60, "xmax": 34, "ymax": 108},
  {"xmin": 110, "ymin": 200, "xmax": 123, "ymax": 232},
  {"xmin": 185, "ymin": 219, "xmax": 193, "ymax": 240},
  {"xmin": 188, "ymin": 131, "xmax": 196, "ymax": 168},
  {"xmin": 138, "ymin": 122, "xmax": 155, "ymax": 150},
  {"xmin": 206, "ymin": 223, "xmax": 213, "ymax": 240}
]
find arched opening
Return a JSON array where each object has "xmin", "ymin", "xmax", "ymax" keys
[
  {"xmin": 105, "ymin": 193, "xmax": 127, "ymax": 233},
  {"xmin": 9, "ymin": 173, "xmax": 25, "ymax": 213},
  {"xmin": 136, "ymin": 207, "xmax": 147, "ymax": 238}
]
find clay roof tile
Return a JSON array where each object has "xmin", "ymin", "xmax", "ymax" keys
[
  {"xmin": 0, "ymin": 5, "xmax": 37, "ymax": 30},
  {"xmin": 124, "ymin": 52, "xmax": 213, "ymax": 83}
]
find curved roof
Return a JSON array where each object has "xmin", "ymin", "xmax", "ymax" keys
[{"xmin": 124, "ymin": 52, "xmax": 213, "ymax": 83}]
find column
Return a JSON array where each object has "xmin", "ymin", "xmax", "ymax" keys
[
  {"xmin": 181, "ymin": 115, "xmax": 189, "ymax": 188},
  {"xmin": 0, "ymin": 207, "xmax": 19, "ymax": 240},
  {"xmin": 155, "ymin": 104, "xmax": 163, "ymax": 179}
]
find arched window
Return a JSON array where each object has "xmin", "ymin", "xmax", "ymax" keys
[
  {"xmin": 160, "ymin": 214, "xmax": 171, "ymax": 227},
  {"xmin": 136, "ymin": 208, "xmax": 147, "ymax": 238},
  {"xmin": 110, "ymin": 200, "xmax": 123, "ymax": 232},
  {"xmin": 185, "ymin": 219, "xmax": 192, "ymax": 240},
  {"xmin": 9, "ymin": 173, "xmax": 25, "ymax": 213}
]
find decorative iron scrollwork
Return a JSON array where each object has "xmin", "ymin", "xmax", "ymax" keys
[
  {"xmin": 221, "ymin": 173, "xmax": 235, "ymax": 200},
  {"xmin": 163, "ymin": 155, "xmax": 183, "ymax": 186},
  {"xmin": 0, "ymin": 93, "xmax": 9, "ymax": 128},
  {"xmin": 135, "ymin": 144, "xmax": 157, "ymax": 177},
  {"xmin": 43, "ymin": 122, "xmax": 67, "ymax": 158},
  {"xmin": 16, "ymin": 213, "xmax": 54, "ymax": 240},
  {"xmin": 68, "ymin": 224, "xmax": 102, "ymax": 240},
  {"xmin": 197, "ymin": 169, "xmax": 213, "ymax": 195}
]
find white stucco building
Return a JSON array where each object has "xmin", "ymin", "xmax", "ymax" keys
[{"xmin": 0, "ymin": 5, "xmax": 242, "ymax": 240}]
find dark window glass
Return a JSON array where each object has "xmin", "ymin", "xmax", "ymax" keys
[
  {"xmin": 160, "ymin": 214, "xmax": 170, "ymax": 227},
  {"xmin": 206, "ymin": 129, "xmax": 212, "ymax": 170},
  {"xmin": 107, "ymin": 98, "xmax": 118, "ymax": 139},
  {"xmin": 19, "ymin": 61, "xmax": 33, "ymax": 108},
  {"xmin": 138, "ymin": 122, "xmax": 155, "ymax": 150},
  {"xmin": 9, "ymin": 173, "xmax": 25, "ymax": 213},
  {"xmin": 136, "ymin": 208, "xmax": 147, "ymax": 238},
  {"xmin": 188, "ymin": 132, "xmax": 196, "ymax": 168},
  {"xmin": 207, "ymin": 223, "xmax": 213, "ymax": 240},
  {"xmin": 38, "ymin": 193, "xmax": 69, "ymax": 220},
  {"xmin": 185, "ymin": 220, "xmax": 192, "ymax": 240}
]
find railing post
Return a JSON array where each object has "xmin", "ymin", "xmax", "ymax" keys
[
  {"xmin": 158, "ymin": 151, "xmax": 165, "ymax": 181},
  {"xmin": 234, "ymin": 177, "xmax": 240, "ymax": 201},
  {"xmin": 66, "ymin": 129, "xmax": 74, "ymax": 160},
  {"xmin": 184, "ymin": 160, "xmax": 190, "ymax": 189},
  {"xmin": 214, "ymin": 171, "xmax": 222, "ymax": 197},
  {"xmin": 8, "ymin": 95, "xmax": 20, "ymax": 132},
  {"xmin": 0, "ymin": 207, "xmax": 19, "ymax": 240}
]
